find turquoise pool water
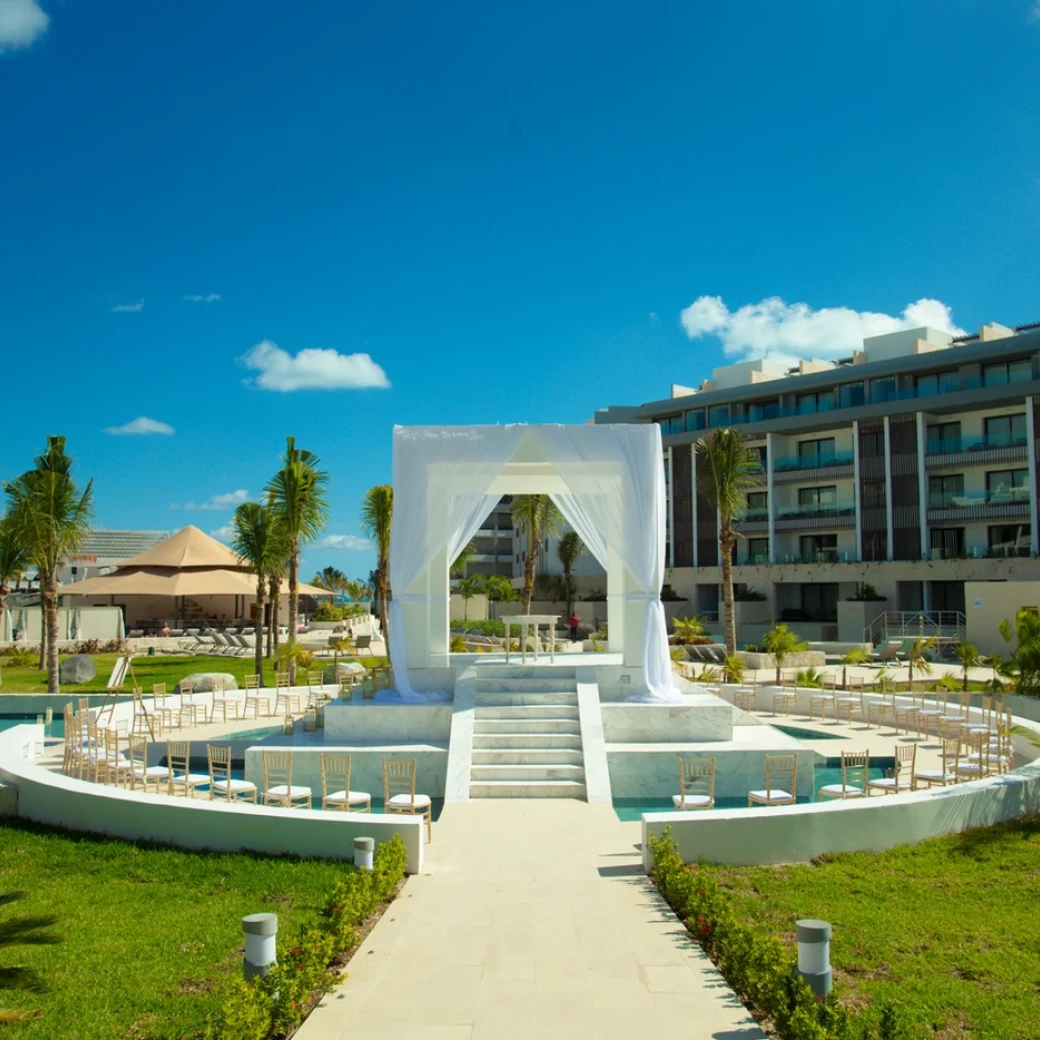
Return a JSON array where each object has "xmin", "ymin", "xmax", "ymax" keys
[
  {"xmin": 0, "ymin": 714, "xmax": 64, "ymax": 738},
  {"xmin": 225, "ymin": 725, "xmax": 282, "ymax": 742},
  {"xmin": 772, "ymin": 724, "xmax": 846, "ymax": 741},
  {"xmin": 613, "ymin": 763, "xmax": 887, "ymax": 821}
]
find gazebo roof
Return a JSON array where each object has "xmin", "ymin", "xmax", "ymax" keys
[{"xmin": 117, "ymin": 525, "xmax": 242, "ymax": 570}]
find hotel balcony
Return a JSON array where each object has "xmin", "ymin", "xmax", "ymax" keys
[
  {"xmin": 924, "ymin": 435, "xmax": 1028, "ymax": 471},
  {"xmin": 773, "ymin": 501, "xmax": 856, "ymax": 532},
  {"xmin": 926, "ymin": 487, "xmax": 1032, "ymax": 524},
  {"xmin": 771, "ymin": 451, "xmax": 855, "ymax": 485}
]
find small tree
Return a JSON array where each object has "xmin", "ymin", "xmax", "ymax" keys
[
  {"xmin": 954, "ymin": 641, "xmax": 981, "ymax": 692},
  {"xmin": 761, "ymin": 623, "xmax": 808, "ymax": 685},
  {"xmin": 457, "ymin": 575, "xmax": 487, "ymax": 620},
  {"xmin": 838, "ymin": 647, "xmax": 870, "ymax": 690},
  {"xmin": 555, "ymin": 530, "xmax": 586, "ymax": 618},
  {"xmin": 999, "ymin": 607, "xmax": 1040, "ymax": 696},
  {"xmin": 510, "ymin": 495, "xmax": 561, "ymax": 615},
  {"xmin": 906, "ymin": 635, "xmax": 936, "ymax": 687},
  {"xmin": 450, "ymin": 540, "xmax": 476, "ymax": 579},
  {"xmin": 483, "ymin": 575, "xmax": 519, "ymax": 618},
  {"xmin": 360, "ymin": 485, "xmax": 393, "ymax": 641}
]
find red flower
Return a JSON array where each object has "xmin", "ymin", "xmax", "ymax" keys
[
  {"xmin": 700, "ymin": 925, "xmax": 711, "ymax": 935},
  {"xmin": 695, "ymin": 916, "xmax": 704, "ymax": 924}
]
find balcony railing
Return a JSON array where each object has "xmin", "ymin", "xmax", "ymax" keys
[
  {"xmin": 773, "ymin": 451, "xmax": 855, "ymax": 472},
  {"xmin": 927, "ymin": 488, "xmax": 1031, "ymax": 509},
  {"xmin": 925, "ymin": 435, "xmax": 1028, "ymax": 456},
  {"xmin": 776, "ymin": 501, "xmax": 855, "ymax": 520}
]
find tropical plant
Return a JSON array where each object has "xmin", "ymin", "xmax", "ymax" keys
[
  {"xmin": 510, "ymin": 495, "xmax": 561, "ymax": 615},
  {"xmin": 344, "ymin": 577, "xmax": 370, "ymax": 602},
  {"xmin": 266, "ymin": 438, "xmax": 329, "ymax": 680},
  {"xmin": 905, "ymin": 636, "xmax": 936, "ymax": 687},
  {"xmin": 761, "ymin": 623, "xmax": 808, "ymax": 685},
  {"xmin": 277, "ymin": 641, "xmax": 316, "ymax": 674},
  {"xmin": 0, "ymin": 891, "xmax": 60, "ymax": 1022},
  {"xmin": 555, "ymin": 530, "xmax": 586, "ymax": 618},
  {"xmin": 838, "ymin": 647, "xmax": 870, "ymax": 689},
  {"xmin": 449, "ymin": 634, "xmax": 468, "ymax": 653},
  {"xmin": 672, "ymin": 615, "xmax": 707, "ymax": 645},
  {"xmin": 999, "ymin": 607, "xmax": 1040, "ymax": 696},
  {"xmin": 697, "ymin": 665, "xmax": 722, "ymax": 684},
  {"xmin": 360, "ymin": 484, "xmax": 393, "ymax": 642},
  {"xmin": 695, "ymin": 429, "xmax": 760, "ymax": 654},
  {"xmin": 483, "ymin": 574, "xmax": 519, "ymax": 617},
  {"xmin": 450, "ymin": 540, "xmax": 476, "ymax": 579},
  {"xmin": 953, "ymin": 641, "xmax": 981, "ymax": 692},
  {"xmin": 3, "ymin": 437, "xmax": 93, "ymax": 692},
  {"xmin": 795, "ymin": 667, "xmax": 823, "ymax": 688},
  {"xmin": 721, "ymin": 653, "xmax": 745, "ymax": 685},
  {"xmin": 311, "ymin": 565, "xmax": 347, "ymax": 593},
  {"xmin": 874, "ymin": 667, "xmax": 895, "ymax": 692},
  {"xmin": 0, "ymin": 518, "xmax": 29, "ymax": 642},
  {"xmin": 532, "ymin": 572, "xmax": 567, "ymax": 604},
  {"xmin": 231, "ymin": 501, "xmax": 288, "ymax": 681},
  {"xmin": 982, "ymin": 653, "xmax": 1012, "ymax": 693},
  {"xmin": 457, "ymin": 574, "xmax": 487, "ymax": 620}
]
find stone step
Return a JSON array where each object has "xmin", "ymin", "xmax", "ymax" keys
[
  {"xmin": 473, "ymin": 692, "xmax": 578, "ymax": 708},
  {"xmin": 471, "ymin": 732, "xmax": 583, "ymax": 749},
  {"xmin": 469, "ymin": 779, "xmax": 587, "ymax": 798},
  {"xmin": 470, "ymin": 748, "xmax": 585, "ymax": 766},
  {"xmin": 474, "ymin": 678, "xmax": 578, "ymax": 693},
  {"xmin": 472, "ymin": 718, "xmax": 581, "ymax": 735},
  {"xmin": 473, "ymin": 705, "xmax": 579, "ymax": 721},
  {"xmin": 473, "ymin": 667, "xmax": 577, "ymax": 681},
  {"xmin": 470, "ymin": 763, "xmax": 586, "ymax": 782}
]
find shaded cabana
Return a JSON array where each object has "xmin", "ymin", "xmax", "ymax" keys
[{"xmin": 58, "ymin": 525, "xmax": 330, "ymax": 631}]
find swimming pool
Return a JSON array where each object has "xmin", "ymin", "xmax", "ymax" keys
[
  {"xmin": 772, "ymin": 724, "xmax": 846, "ymax": 741},
  {"xmin": 0, "ymin": 714, "xmax": 64, "ymax": 738}
]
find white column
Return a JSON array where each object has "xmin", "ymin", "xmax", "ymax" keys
[
  {"xmin": 883, "ymin": 416, "xmax": 894, "ymax": 562},
  {"xmin": 766, "ymin": 432, "xmax": 776, "ymax": 563},
  {"xmin": 606, "ymin": 543, "xmax": 626, "ymax": 654},
  {"xmin": 666, "ymin": 447, "xmax": 674, "ymax": 569},
  {"xmin": 852, "ymin": 420, "xmax": 862, "ymax": 563},
  {"xmin": 915, "ymin": 411, "xmax": 928, "ymax": 560},
  {"xmin": 691, "ymin": 447, "xmax": 698, "ymax": 568},
  {"xmin": 1028, "ymin": 396, "xmax": 1039, "ymax": 555}
]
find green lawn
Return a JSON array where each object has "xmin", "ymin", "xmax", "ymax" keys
[
  {"xmin": 702, "ymin": 817, "xmax": 1040, "ymax": 1039},
  {"xmin": 0, "ymin": 653, "xmax": 388, "ymax": 695},
  {"xmin": 0, "ymin": 819, "xmax": 348, "ymax": 1039}
]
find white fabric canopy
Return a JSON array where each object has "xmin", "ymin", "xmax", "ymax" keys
[{"xmin": 388, "ymin": 423, "xmax": 677, "ymax": 703}]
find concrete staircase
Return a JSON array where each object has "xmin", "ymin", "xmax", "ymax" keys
[{"xmin": 469, "ymin": 668, "xmax": 586, "ymax": 798}]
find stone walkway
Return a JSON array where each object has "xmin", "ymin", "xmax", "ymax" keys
[{"xmin": 297, "ymin": 800, "xmax": 764, "ymax": 1040}]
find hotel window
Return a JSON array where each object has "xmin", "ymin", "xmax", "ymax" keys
[
  {"xmin": 870, "ymin": 376, "xmax": 897, "ymax": 403},
  {"xmin": 928, "ymin": 473, "xmax": 964, "ymax": 508},
  {"xmin": 797, "ymin": 390, "xmax": 836, "ymax": 415},
  {"xmin": 988, "ymin": 524, "xmax": 1031, "ymax": 555},
  {"xmin": 684, "ymin": 408, "xmax": 705, "ymax": 432},
  {"xmin": 708, "ymin": 404, "xmax": 731, "ymax": 427},
  {"xmin": 838, "ymin": 382, "xmax": 865, "ymax": 408},
  {"xmin": 926, "ymin": 421, "xmax": 960, "ymax": 454},
  {"xmin": 983, "ymin": 358, "xmax": 1033, "ymax": 387},
  {"xmin": 984, "ymin": 414, "xmax": 1027, "ymax": 448},
  {"xmin": 745, "ymin": 492, "xmax": 768, "ymax": 519},
  {"xmin": 798, "ymin": 486, "xmax": 838, "ymax": 509},
  {"xmin": 859, "ymin": 429, "xmax": 884, "ymax": 457},
  {"xmin": 915, "ymin": 370, "xmax": 959, "ymax": 397},
  {"xmin": 797, "ymin": 437, "xmax": 836, "ymax": 466},
  {"xmin": 747, "ymin": 399, "xmax": 779, "ymax": 422},
  {"xmin": 986, "ymin": 469, "xmax": 1029, "ymax": 502},
  {"xmin": 750, "ymin": 444, "xmax": 768, "ymax": 469},
  {"xmin": 799, "ymin": 533, "xmax": 838, "ymax": 563},
  {"xmin": 930, "ymin": 528, "xmax": 965, "ymax": 559},
  {"xmin": 746, "ymin": 537, "xmax": 769, "ymax": 564}
]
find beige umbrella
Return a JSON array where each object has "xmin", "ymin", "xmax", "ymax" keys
[{"xmin": 60, "ymin": 568, "xmax": 332, "ymax": 598}]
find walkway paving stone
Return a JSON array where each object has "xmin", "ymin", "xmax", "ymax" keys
[{"xmin": 297, "ymin": 800, "xmax": 765, "ymax": 1040}]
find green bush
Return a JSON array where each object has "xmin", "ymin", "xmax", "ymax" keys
[
  {"xmin": 310, "ymin": 603, "xmax": 368, "ymax": 622},
  {"xmin": 451, "ymin": 619, "xmax": 505, "ymax": 637},
  {"xmin": 207, "ymin": 835, "xmax": 408, "ymax": 1040},
  {"xmin": 645, "ymin": 829, "xmax": 904, "ymax": 1040}
]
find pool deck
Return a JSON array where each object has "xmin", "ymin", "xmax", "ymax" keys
[{"xmin": 296, "ymin": 799, "xmax": 765, "ymax": 1040}]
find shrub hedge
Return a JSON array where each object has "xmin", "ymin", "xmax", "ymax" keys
[
  {"xmin": 645, "ymin": 829, "xmax": 906, "ymax": 1040},
  {"xmin": 207, "ymin": 835, "xmax": 408, "ymax": 1040}
]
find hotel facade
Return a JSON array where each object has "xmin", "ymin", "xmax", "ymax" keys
[{"xmin": 594, "ymin": 320, "xmax": 1040, "ymax": 649}]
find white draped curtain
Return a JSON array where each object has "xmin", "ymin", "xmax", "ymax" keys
[{"xmin": 388, "ymin": 423, "xmax": 676, "ymax": 702}]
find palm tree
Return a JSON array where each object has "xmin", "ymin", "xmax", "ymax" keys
[
  {"xmin": 999, "ymin": 607, "xmax": 1040, "ymax": 696},
  {"xmin": 483, "ymin": 574, "xmax": 518, "ymax": 618},
  {"xmin": 4, "ymin": 437, "xmax": 93, "ymax": 693},
  {"xmin": 838, "ymin": 647, "xmax": 870, "ymax": 690},
  {"xmin": 360, "ymin": 485, "xmax": 393, "ymax": 641},
  {"xmin": 672, "ymin": 615, "xmax": 707, "ymax": 644},
  {"xmin": 0, "ymin": 519, "xmax": 30, "ymax": 642},
  {"xmin": 450, "ymin": 540, "xmax": 476, "ymax": 579},
  {"xmin": 982, "ymin": 654, "xmax": 1011, "ymax": 693},
  {"xmin": 231, "ymin": 501, "xmax": 288, "ymax": 681},
  {"xmin": 457, "ymin": 574, "xmax": 486, "ymax": 620},
  {"xmin": 265, "ymin": 437, "xmax": 329, "ymax": 680},
  {"xmin": 695, "ymin": 429, "xmax": 759, "ymax": 654},
  {"xmin": 312, "ymin": 565, "xmax": 347, "ymax": 593},
  {"xmin": 0, "ymin": 891, "xmax": 60, "ymax": 1023},
  {"xmin": 954, "ymin": 641, "xmax": 981, "ymax": 692},
  {"xmin": 555, "ymin": 530, "xmax": 585, "ymax": 618},
  {"xmin": 761, "ymin": 623, "xmax": 808, "ymax": 685},
  {"xmin": 510, "ymin": 495, "xmax": 561, "ymax": 615},
  {"xmin": 906, "ymin": 635, "xmax": 936, "ymax": 687}
]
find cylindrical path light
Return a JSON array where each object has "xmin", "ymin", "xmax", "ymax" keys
[
  {"xmin": 796, "ymin": 919, "xmax": 832, "ymax": 998},
  {"xmin": 242, "ymin": 913, "xmax": 278, "ymax": 981},
  {"xmin": 353, "ymin": 836, "xmax": 375, "ymax": 872}
]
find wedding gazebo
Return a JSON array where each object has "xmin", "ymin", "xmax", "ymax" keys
[{"xmin": 388, "ymin": 423, "xmax": 675, "ymax": 701}]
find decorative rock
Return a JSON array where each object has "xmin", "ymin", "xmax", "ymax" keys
[
  {"xmin": 175, "ymin": 672, "xmax": 238, "ymax": 694},
  {"xmin": 323, "ymin": 661, "xmax": 367, "ymax": 685},
  {"xmin": 59, "ymin": 654, "xmax": 96, "ymax": 685}
]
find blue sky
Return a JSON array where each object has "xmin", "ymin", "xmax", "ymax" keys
[{"xmin": 2, "ymin": 0, "xmax": 1039, "ymax": 579}]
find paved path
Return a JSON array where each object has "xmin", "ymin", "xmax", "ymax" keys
[{"xmin": 298, "ymin": 800, "xmax": 764, "ymax": 1039}]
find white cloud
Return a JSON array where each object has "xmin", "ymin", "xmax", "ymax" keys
[
  {"xmin": 210, "ymin": 525, "xmax": 234, "ymax": 542},
  {"xmin": 316, "ymin": 534, "xmax": 372, "ymax": 551},
  {"xmin": 0, "ymin": 0, "xmax": 48, "ymax": 52},
  {"xmin": 184, "ymin": 293, "xmax": 221, "ymax": 303},
  {"xmin": 1030, "ymin": 1, "xmax": 1040, "ymax": 23},
  {"xmin": 103, "ymin": 416, "xmax": 175, "ymax": 437},
  {"xmin": 171, "ymin": 489, "xmax": 250, "ymax": 511},
  {"xmin": 679, "ymin": 295, "xmax": 966, "ymax": 367},
  {"xmin": 239, "ymin": 339, "xmax": 390, "ymax": 392},
  {"xmin": 649, "ymin": 312, "xmax": 659, "ymax": 323},
  {"xmin": 111, "ymin": 299, "xmax": 144, "ymax": 313}
]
